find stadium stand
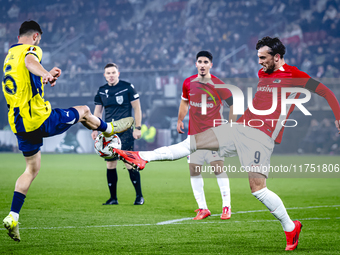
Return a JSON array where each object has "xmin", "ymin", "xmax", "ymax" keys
[{"xmin": 0, "ymin": 0, "xmax": 339, "ymax": 153}]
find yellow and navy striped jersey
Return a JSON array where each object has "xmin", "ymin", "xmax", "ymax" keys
[{"xmin": 2, "ymin": 44, "xmax": 51, "ymax": 133}]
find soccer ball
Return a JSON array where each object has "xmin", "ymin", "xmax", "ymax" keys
[{"xmin": 94, "ymin": 133, "xmax": 121, "ymax": 159}]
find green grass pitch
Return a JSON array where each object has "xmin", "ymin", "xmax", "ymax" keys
[{"xmin": 0, "ymin": 153, "xmax": 339, "ymax": 254}]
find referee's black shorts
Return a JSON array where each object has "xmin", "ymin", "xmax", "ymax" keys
[{"xmin": 105, "ymin": 128, "xmax": 134, "ymax": 161}]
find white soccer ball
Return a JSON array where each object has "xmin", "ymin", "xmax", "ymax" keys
[{"xmin": 94, "ymin": 133, "xmax": 122, "ymax": 159}]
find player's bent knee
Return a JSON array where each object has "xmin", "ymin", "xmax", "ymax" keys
[
  {"xmin": 249, "ymin": 180, "xmax": 266, "ymax": 193},
  {"xmin": 25, "ymin": 164, "xmax": 40, "ymax": 178},
  {"xmin": 74, "ymin": 105, "xmax": 90, "ymax": 120},
  {"xmin": 82, "ymin": 105, "xmax": 91, "ymax": 116},
  {"xmin": 24, "ymin": 151, "xmax": 41, "ymax": 176}
]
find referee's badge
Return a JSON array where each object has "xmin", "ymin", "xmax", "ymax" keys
[{"xmin": 116, "ymin": 95, "xmax": 124, "ymax": 105}]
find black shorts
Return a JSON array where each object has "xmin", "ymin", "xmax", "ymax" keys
[{"xmin": 105, "ymin": 129, "xmax": 134, "ymax": 161}]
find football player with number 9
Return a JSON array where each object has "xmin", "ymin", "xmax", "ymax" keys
[{"xmin": 114, "ymin": 37, "xmax": 340, "ymax": 251}]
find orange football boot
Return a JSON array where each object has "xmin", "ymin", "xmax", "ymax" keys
[
  {"xmin": 285, "ymin": 220, "xmax": 303, "ymax": 251},
  {"xmin": 113, "ymin": 148, "xmax": 148, "ymax": 170},
  {"xmin": 220, "ymin": 206, "xmax": 231, "ymax": 220},
  {"xmin": 193, "ymin": 209, "xmax": 211, "ymax": 220}
]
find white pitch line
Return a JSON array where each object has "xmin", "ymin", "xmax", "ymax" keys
[
  {"xmin": 156, "ymin": 217, "xmax": 193, "ymax": 225},
  {"xmin": 1, "ymin": 205, "xmax": 339, "ymax": 231},
  {"xmin": 172, "ymin": 217, "xmax": 335, "ymax": 225},
  {"xmin": 1, "ymin": 217, "xmax": 339, "ymax": 231},
  {"xmin": 159, "ymin": 204, "xmax": 340, "ymax": 224}
]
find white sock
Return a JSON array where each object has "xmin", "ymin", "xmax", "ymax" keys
[
  {"xmin": 190, "ymin": 175, "xmax": 208, "ymax": 209},
  {"xmin": 9, "ymin": 211, "xmax": 19, "ymax": 222},
  {"xmin": 140, "ymin": 136, "xmax": 192, "ymax": 162},
  {"xmin": 103, "ymin": 122, "xmax": 113, "ymax": 135},
  {"xmin": 252, "ymin": 187, "xmax": 295, "ymax": 232},
  {"xmin": 216, "ymin": 172, "xmax": 230, "ymax": 208}
]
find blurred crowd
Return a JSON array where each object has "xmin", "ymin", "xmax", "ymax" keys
[
  {"xmin": 0, "ymin": 0, "xmax": 339, "ymax": 154},
  {"xmin": 0, "ymin": 0, "xmax": 340, "ymax": 79},
  {"xmin": 298, "ymin": 118, "xmax": 340, "ymax": 155}
]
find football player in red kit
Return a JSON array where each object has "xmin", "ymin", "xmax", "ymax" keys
[{"xmin": 115, "ymin": 37, "xmax": 340, "ymax": 251}]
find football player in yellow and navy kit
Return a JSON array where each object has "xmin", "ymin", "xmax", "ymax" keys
[{"xmin": 2, "ymin": 20, "xmax": 134, "ymax": 242}]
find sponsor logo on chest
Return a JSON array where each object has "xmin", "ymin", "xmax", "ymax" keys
[
  {"xmin": 257, "ymin": 85, "xmax": 274, "ymax": 92},
  {"xmin": 190, "ymin": 101, "xmax": 214, "ymax": 108}
]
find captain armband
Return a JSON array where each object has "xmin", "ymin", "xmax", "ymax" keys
[
  {"xmin": 225, "ymin": 96, "xmax": 233, "ymax": 107},
  {"xmin": 305, "ymin": 78, "xmax": 320, "ymax": 92}
]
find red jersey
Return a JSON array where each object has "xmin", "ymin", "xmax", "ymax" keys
[
  {"xmin": 237, "ymin": 64, "xmax": 311, "ymax": 144},
  {"xmin": 182, "ymin": 74, "xmax": 232, "ymax": 135}
]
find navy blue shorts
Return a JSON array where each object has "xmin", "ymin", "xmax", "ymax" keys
[
  {"xmin": 15, "ymin": 108, "xmax": 79, "ymax": 157},
  {"xmin": 106, "ymin": 128, "xmax": 134, "ymax": 161}
]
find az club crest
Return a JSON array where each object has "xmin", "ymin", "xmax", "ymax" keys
[{"xmin": 116, "ymin": 95, "xmax": 123, "ymax": 105}]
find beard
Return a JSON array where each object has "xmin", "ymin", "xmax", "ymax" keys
[
  {"xmin": 264, "ymin": 62, "xmax": 275, "ymax": 74},
  {"xmin": 200, "ymin": 70, "xmax": 206, "ymax": 77}
]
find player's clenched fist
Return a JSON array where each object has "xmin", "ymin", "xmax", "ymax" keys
[{"xmin": 47, "ymin": 67, "xmax": 62, "ymax": 86}]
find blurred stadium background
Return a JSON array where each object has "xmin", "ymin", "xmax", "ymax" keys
[
  {"xmin": 0, "ymin": 0, "xmax": 340, "ymax": 154},
  {"xmin": 1, "ymin": 2, "xmax": 339, "ymax": 253}
]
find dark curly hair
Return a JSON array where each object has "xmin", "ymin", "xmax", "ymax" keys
[{"xmin": 256, "ymin": 36, "xmax": 286, "ymax": 58}]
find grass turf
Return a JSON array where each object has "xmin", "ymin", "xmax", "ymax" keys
[{"xmin": 0, "ymin": 153, "xmax": 339, "ymax": 254}]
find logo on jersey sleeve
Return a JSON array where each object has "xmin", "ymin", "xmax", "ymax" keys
[
  {"xmin": 26, "ymin": 47, "xmax": 40, "ymax": 60},
  {"xmin": 116, "ymin": 95, "xmax": 123, "ymax": 104},
  {"xmin": 27, "ymin": 47, "xmax": 37, "ymax": 53}
]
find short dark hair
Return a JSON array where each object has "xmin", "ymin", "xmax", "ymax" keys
[
  {"xmin": 256, "ymin": 36, "xmax": 286, "ymax": 58},
  {"xmin": 19, "ymin": 20, "xmax": 43, "ymax": 36},
  {"xmin": 104, "ymin": 63, "xmax": 119, "ymax": 70},
  {"xmin": 196, "ymin": 51, "xmax": 213, "ymax": 62}
]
